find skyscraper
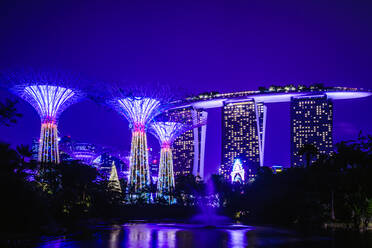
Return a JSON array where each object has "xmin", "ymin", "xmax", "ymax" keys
[
  {"xmin": 164, "ymin": 107, "xmax": 208, "ymax": 179},
  {"xmin": 220, "ymin": 100, "xmax": 266, "ymax": 181},
  {"xmin": 290, "ymin": 95, "xmax": 333, "ymax": 167}
]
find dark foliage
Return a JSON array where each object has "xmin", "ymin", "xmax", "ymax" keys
[
  {"xmin": 1, "ymin": 133, "xmax": 372, "ymax": 242},
  {"xmin": 0, "ymin": 99, "xmax": 22, "ymax": 127},
  {"xmin": 215, "ymin": 133, "xmax": 372, "ymax": 231}
]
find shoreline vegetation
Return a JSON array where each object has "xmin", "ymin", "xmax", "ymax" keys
[
  {"xmin": 2, "ymin": 100, "xmax": 372, "ymax": 246},
  {"xmin": 2, "ymin": 133, "xmax": 372, "ymax": 246}
]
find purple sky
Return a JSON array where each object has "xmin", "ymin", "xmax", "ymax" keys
[{"xmin": 0, "ymin": 0, "xmax": 372, "ymax": 178}]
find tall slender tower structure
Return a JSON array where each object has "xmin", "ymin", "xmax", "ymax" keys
[
  {"xmin": 107, "ymin": 90, "xmax": 170, "ymax": 193},
  {"xmin": 8, "ymin": 73, "xmax": 84, "ymax": 164},
  {"xmin": 150, "ymin": 115, "xmax": 206, "ymax": 202},
  {"xmin": 150, "ymin": 122, "xmax": 184, "ymax": 201}
]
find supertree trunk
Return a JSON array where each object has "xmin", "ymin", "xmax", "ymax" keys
[
  {"xmin": 150, "ymin": 119, "xmax": 207, "ymax": 204},
  {"xmin": 129, "ymin": 126, "xmax": 150, "ymax": 192},
  {"xmin": 38, "ymin": 120, "xmax": 60, "ymax": 164},
  {"xmin": 157, "ymin": 144, "xmax": 175, "ymax": 202}
]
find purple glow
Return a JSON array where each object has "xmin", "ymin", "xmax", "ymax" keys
[
  {"xmin": 150, "ymin": 122, "xmax": 185, "ymax": 145},
  {"xmin": 22, "ymin": 85, "xmax": 77, "ymax": 122},
  {"xmin": 116, "ymin": 97, "xmax": 161, "ymax": 128},
  {"xmin": 106, "ymin": 96, "xmax": 163, "ymax": 192},
  {"xmin": 191, "ymin": 99, "xmax": 226, "ymax": 109},
  {"xmin": 228, "ymin": 229, "xmax": 247, "ymax": 247},
  {"xmin": 10, "ymin": 84, "xmax": 83, "ymax": 163},
  {"xmin": 186, "ymin": 91, "xmax": 372, "ymax": 109},
  {"xmin": 325, "ymin": 91, "xmax": 372, "ymax": 100}
]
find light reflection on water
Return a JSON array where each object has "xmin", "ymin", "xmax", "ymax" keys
[
  {"xmin": 157, "ymin": 228, "xmax": 177, "ymax": 248},
  {"xmin": 228, "ymin": 229, "xmax": 247, "ymax": 248},
  {"xmin": 109, "ymin": 225, "xmax": 121, "ymax": 248},
  {"xmin": 37, "ymin": 223, "xmax": 333, "ymax": 248}
]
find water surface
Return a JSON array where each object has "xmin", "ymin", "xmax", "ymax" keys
[{"xmin": 36, "ymin": 223, "xmax": 372, "ymax": 248}]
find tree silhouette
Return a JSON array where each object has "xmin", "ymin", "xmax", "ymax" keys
[
  {"xmin": 0, "ymin": 98, "xmax": 22, "ymax": 126},
  {"xmin": 0, "ymin": 142, "xmax": 20, "ymax": 174},
  {"xmin": 298, "ymin": 143, "xmax": 318, "ymax": 167},
  {"xmin": 16, "ymin": 144, "xmax": 32, "ymax": 163}
]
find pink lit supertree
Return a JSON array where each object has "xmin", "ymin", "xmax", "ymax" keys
[
  {"xmin": 150, "ymin": 111, "xmax": 207, "ymax": 203},
  {"xmin": 106, "ymin": 86, "xmax": 175, "ymax": 193},
  {"xmin": 5, "ymin": 70, "xmax": 85, "ymax": 164}
]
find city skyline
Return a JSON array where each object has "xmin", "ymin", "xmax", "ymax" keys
[
  {"xmin": 1, "ymin": 84, "xmax": 371, "ymax": 180},
  {"xmin": 1, "ymin": 0, "xmax": 372, "ymax": 179},
  {"xmin": 1, "ymin": 2, "xmax": 372, "ymax": 245}
]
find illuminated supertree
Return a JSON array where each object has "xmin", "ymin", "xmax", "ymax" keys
[
  {"xmin": 106, "ymin": 86, "xmax": 174, "ymax": 193},
  {"xmin": 150, "ymin": 113, "xmax": 207, "ymax": 203},
  {"xmin": 5, "ymin": 71, "xmax": 85, "ymax": 164}
]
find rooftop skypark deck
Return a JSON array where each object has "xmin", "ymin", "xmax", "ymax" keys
[{"xmin": 173, "ymin": 85, "xmax": 372, "ymax": 109}]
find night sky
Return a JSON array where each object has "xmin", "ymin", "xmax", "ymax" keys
[{"xmin": 0, "ymin": 0, "xmax": 371, "ymax": 178}]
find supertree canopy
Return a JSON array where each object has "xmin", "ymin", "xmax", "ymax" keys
[
  {"xmin": 106, "ymin": 86, "xmax": 174, "ymax": 194},
  {"xmin": 150, "ymin": 113, "xmax": 207, "ymax": 203},
  {"xmin": 117, "ymin": 97, "xmax": 161, "ymax": 132},
  {"xmin": 6, "ymin": 71, "xmax": 85, "ymax": 163}
]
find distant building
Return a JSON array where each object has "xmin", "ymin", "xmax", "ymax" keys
[
  {"xmin": 246, "ymin": 168, "xmax": 257, "ymax": 183},
  {"xmin": 290, "ymin": 95, "xmax": 333, "ymax": 167},
  {"xmin": 220, "ymin": 100, "xmax": 266, "ymax": 181},
  {"xmin": 271, "ymin": 165, "xmax": 283, "ymax": 174},
  {"xmin": 72, "ymin": 143, "xmax": 97, "ymax": 165},
  {"xmin": 57, "ymin": 136, "xmax": 73, "ymax": 162},
  {"xmin": 58, "ymin": 136, "xmax": 96, "ymax": 164},
  {"xmin": 31, "ymin": 138, "xmax": 39, "ymax": 160},
  {"xmin": 164, "ymin": 107, "xmax": 208, "ymax": 179},
  {"xmin": 32, "ymin": 136, "xmax": 129, "ymax": 178},
  {"xmin": 59, "ymin": 136, "xmax": 98, "ymax": 165},
  {"xmin": 92, "ymin": 152, "xmax": 127, "ymax": 173}
]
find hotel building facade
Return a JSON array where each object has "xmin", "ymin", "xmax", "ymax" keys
[
  {"xmin": 220, "ymin": 100, "xmax": 266, "ymax": 181},
  {"xmin": 290, "ymin": 95, "xmax": 333, "ymax": 167}
]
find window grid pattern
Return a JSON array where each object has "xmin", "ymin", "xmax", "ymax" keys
[
  {"xmin": 164, "ymin": 107, "xmax": 203, "ymax": 177},
  {"xmin": 290, "ymin": 95, "xmax": 333, "ymax": 167},
  {"xmin": 220, "ymin": 101, "xmax": 262, "ymax": 180}
]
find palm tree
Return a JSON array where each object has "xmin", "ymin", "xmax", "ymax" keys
[
  {"xmin": 298, "ymin": 143, "xmax": 318, "ymax": 167},
  {"xmin": 16, "ymin": 144, "xmax": 32, "ymax": 163}
]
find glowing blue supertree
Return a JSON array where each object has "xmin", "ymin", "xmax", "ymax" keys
[
  {"xmin": 150, "ymin": 112, "xmax": 207, "ymax": 203},
  {"xmin": 5, "ymin": 71, "xmax": 85, "ymax": 163},
  {"xmin": 106, "ymin": 86, "xmax": 174, "ymax": 193}
]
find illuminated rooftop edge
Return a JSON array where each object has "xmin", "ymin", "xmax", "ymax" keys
[{"xmin": 173, "ymin": 90, "xmax": 371, "ymax": 109}]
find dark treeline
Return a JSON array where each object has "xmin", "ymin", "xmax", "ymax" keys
[
  {"xmin": 217, "ymin": 134, "xmax": 372, "ymax": 230},
  {"xmin": 1, "ymin": 133, "xmax": 372, "ymax": 239},
  {"xmin": 0, "ymin": 142, "xmax": 199, "ymax": 237},
  {"xmin": 1, "ymin": 99, "xmax": 372, "ymax": 239}
]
